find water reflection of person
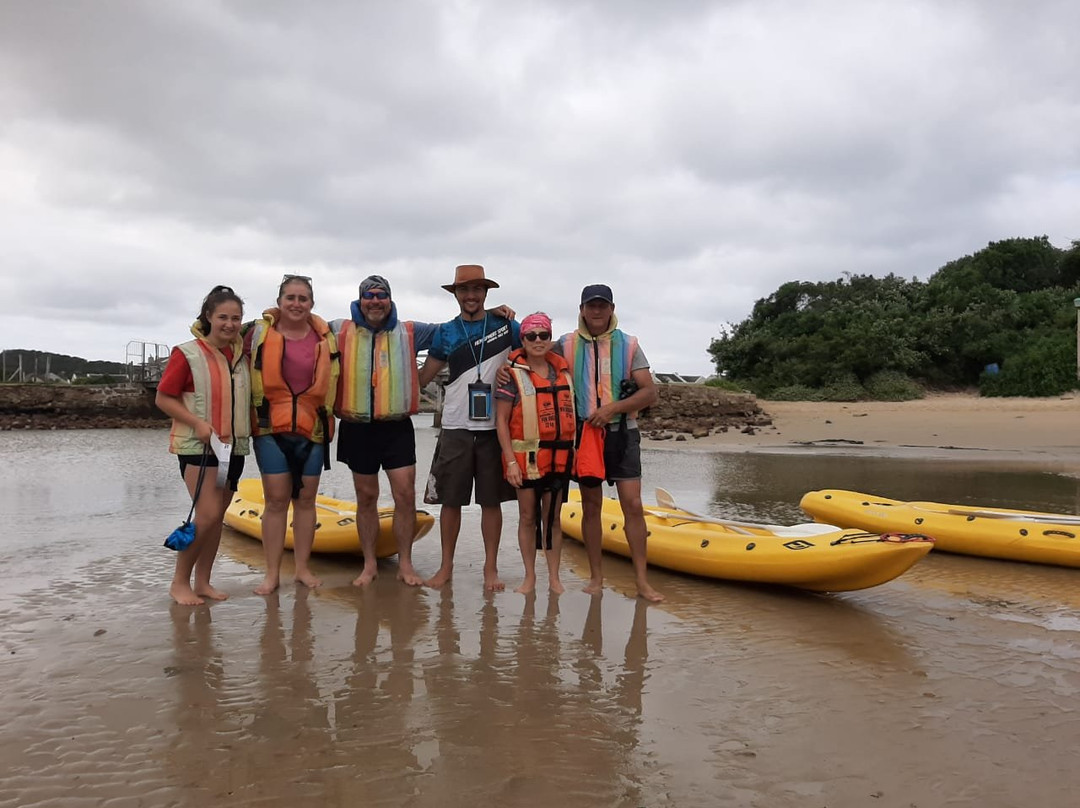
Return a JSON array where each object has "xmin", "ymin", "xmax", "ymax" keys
[
  {"xmin": 332, "ymin": 582, "xmax": 430, "ymax": 785},
  {"xmin": 156, "ymin": 285, "xmax": 251, "ymax": 605},
  {"xmin": 165, "ymin": 604, "xmax": 226, "ymax": 794}
]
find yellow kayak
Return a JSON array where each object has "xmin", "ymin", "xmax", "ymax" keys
[
  {"xmin": 560, "ymin": 489, "xmax": 933, "ymax": 592},
  {"xmin": 801, "ymin": 489, "xmax": 1080, "ymax": 568},
  {"xmin": 224, "ymin": 478, "xmax": 435, "ymax": 557}
]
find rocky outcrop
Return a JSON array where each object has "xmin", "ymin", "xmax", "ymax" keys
[
  {"xmin": 0, "ymin": 384, "xmax": 168, "ymax": 430},
  {"xmin": 638, "ymin": 385, "xmax": 771, "ymax": 439}
]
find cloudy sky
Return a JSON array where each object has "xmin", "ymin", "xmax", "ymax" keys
[{"xmin": 2, "ymin": 0, "xmax": 1078, "ymax": 374}]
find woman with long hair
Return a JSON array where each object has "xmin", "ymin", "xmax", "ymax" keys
[{"xmin": 156, "ymin": 285, "xmax": 252, "ymax": 605}]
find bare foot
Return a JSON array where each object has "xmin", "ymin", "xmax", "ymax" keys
[
  {"xmin": 549, "ymin": 578, "xmax": 565, "ymax": 595},
  {"xmin": 637, "ymin": 583, "xmax": 665, "ymax": 602},
  {"xmin": 170, "ymin": 582, "xmax": 204, "ymax": 606},
  {"xmin": 254, "ymin": 576, "xmax": 279, "ymax": 596},
  {"xmin": 296, "ymin": 571, "xmax": 322, "ymax": 588},
  {"xmin": 583, "ymin": 579, "xmax": 604, "ymax": 595},
  {"xmin": 397, "ymin": 566, "xmax": 424, "ymax": 586},
  {"xmin": 424, "ymin": 567, "xmax": 453, "ymax": 589},
  {"xmin": 352, "ymin": 567, "xmax": 377, "ymax": 587},
  {"xmin": 484, "ymin": 572, "xmax": 505, "ymax": 592},
  {"xmin": 194, "ymin": 584, "xmax": 228, "ymax": 601},
  {"xmin": 515, "ymin": 576, "xmax": 536, "ymax": 595}
]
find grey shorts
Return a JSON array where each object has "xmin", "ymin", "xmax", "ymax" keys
[{"xmin": 424, "ymin": 429, "xmax": 515, "ymax": 507}]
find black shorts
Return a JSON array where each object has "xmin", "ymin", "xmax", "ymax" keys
[
  {"xmin": 177, "ymin": 453, "xmax": 246, "ymax": 492},
  {"xmin": 424, "ymin": 428, "xmax": 515, "ymax": 507},
  {"xmin": 337, "ymin": 418, "xmax": 416, "ymax": 475},
  {"xmin": 574, "ymin": 421, "xmax": 642, "ymax": 487}
]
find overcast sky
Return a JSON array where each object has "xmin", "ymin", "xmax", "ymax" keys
[{"xmin": 2, "ymin": 0, "xmax": 1078, "ymax": 375}]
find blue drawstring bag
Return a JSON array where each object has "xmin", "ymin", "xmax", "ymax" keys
[
  {"xmin": 164, "ymin": 448, "xmax": 210, "ymax": 552},
  {"xmin": 164, "ymin": 520, "xmax": 196, "ymax": 551}
]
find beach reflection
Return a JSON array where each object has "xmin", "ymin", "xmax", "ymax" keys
[{"xmin": 5, "ymin": 428, "xmax": 1080, "ymax": 806}]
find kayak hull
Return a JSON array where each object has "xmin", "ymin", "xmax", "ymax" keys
[
  {"xmin": 224, "ymin": 478, "xmax": 434, "ymax": 557},
  {"xmin": 800, "ymin": 489, "xmax": 1080, "ymax": 568},
  {"xmin": 560, "ymin": 490, "xmax": 933, "ymax": 592}
]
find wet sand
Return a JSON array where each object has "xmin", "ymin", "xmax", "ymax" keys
[
  {"xmin": 2, "ymin": 415, "xmax": 1080, "ymax": 807},
  {"xmin": 647, "ymin": 392, "xmax": 1080, "ymax": 472}
]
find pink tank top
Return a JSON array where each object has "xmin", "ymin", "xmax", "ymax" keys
[{"xmin": 281, "ymin": 329, "xmax": 319, "ymax": 394}]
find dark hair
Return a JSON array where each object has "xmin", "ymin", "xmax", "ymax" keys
[
  {"xmin": 197, "ymin": 285, "xmax": 244, "ymax": 334},
  {"xmin": 277, "ymin": 274, "xmax": 314, "ymax": 304}
]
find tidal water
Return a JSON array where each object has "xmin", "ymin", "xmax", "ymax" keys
[{"xmin": 2, "ymin": 419, "xmax": 1079, "ymax": 807}]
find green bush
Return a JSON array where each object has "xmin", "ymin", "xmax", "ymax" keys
[
  {"xmin": 703, "ymin": 377, "xmax": 748, "ymax": 392},
  {"xmin": 820, "ymin": 373, "xmax": 865, "ymax": 402},
  {"xmin": 766, "ymin": 384, "xmax": 825, "ymax": 401},
  {"xmin": 979, "ymin": 334, "xmax": 1078, "ymax": 397},
  {"xmin": 864, "ymin": 370, "xmax": 924, "ymax": 401}
]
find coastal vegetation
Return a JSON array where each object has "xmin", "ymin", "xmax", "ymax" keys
[{"xmin": 709, "ymin": 236, "xmax": 1080, "ymax": 400}]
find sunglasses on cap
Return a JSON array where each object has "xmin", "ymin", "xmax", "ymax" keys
[
  {"xmin": 522, "ymin": 331, "xmax": 552, "ymax": 342},
  {"xmin": 361, "ymin": 290, "xmax": 390, "ymax": 300}
]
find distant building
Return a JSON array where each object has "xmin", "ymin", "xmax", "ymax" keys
[{"xmin": 654, "ymin": 372, "xmax": 706, "ymax": 385}]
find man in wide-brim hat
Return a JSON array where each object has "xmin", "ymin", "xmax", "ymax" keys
[
  {"xmin": 440, "ymin": 263, "xmax": 500, "ymax": 293},
  {"xmin": 421, "ymin": 264, "xmax": 521, "ymax": 592}
]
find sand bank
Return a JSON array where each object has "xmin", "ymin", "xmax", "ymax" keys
[{"xmin": 645, "ymin": 392, "xmax": 1080, "ymax": 470}]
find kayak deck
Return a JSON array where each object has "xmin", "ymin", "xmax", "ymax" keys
[
  {"xmin": 560, "ymin": 490, "xmax": 933, "ymax": 592},
  {"xmin": 800, "ymin": 489, "xmax": 1080, "ymax": 568},
  {"xmin": 224, "ymin": 478, "xmax": 434, "ymax": 557}
]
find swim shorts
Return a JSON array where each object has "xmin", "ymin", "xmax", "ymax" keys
[
  {"xmin": 337, "ymin": 418, "xmax": 416, "ymax": 475},
  {"xmin": 424, "ymin": 428, "xmax": 515, "ymax": 506}
]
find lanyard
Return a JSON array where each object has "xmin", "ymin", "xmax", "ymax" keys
[{"xmin": 459, "ymin": 314, "xmax": 488, "ymax": 381}]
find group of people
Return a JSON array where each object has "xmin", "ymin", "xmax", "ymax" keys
[{"xmin": 156, "ymin": 264, "xmax": 664, "ymax": 606}]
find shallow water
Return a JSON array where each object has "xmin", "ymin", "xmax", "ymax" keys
[{"xmin": 2, "ymin": 419, "xmax": 1080, "ymax": 807}]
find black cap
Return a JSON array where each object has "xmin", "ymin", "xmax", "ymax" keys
[{"xmin": 580, "ymin": 284, "xmax": 614, "ymax": 305}]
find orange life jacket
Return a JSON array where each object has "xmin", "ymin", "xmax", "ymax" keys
[
  {"xmin": 504, "ymin": 349, "xmax": 576, "ymax": 481},
  {"xmin": 248, "ymin": 310, "xmax": 338, "ymax": 443}
]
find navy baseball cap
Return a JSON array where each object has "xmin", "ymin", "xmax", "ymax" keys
[{"xmin": 580, "ymin": 284, "xmax": 614, "ymax": 305}]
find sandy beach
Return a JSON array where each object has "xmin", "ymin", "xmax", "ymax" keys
[{"xmin": 646, "ymin": 392, "xmax": 1080, "ymax": 471}]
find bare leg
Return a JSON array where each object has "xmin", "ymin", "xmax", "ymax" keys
[
  {"xmin": 291, "ymin": 473, "xmax": 322, "ymax": 588},
  {"xmin": 192, "ymin": 481, "xmax": 232, "ymax": 602},
  {"xmin": 514, "ymin": 488, "xmax": 538, "ymax": 594},
  {"xmin": 425, "ymin": 505, "xmax": 461, "ymax": 588},
  {"xmin": 615, "ymin": 479, "xmax": 664, "ymax": 602},
  {"xmin": 386, "ymin": 464, "xmax": 423, "ymax": 585},
  {"xmin": 480, "ymin": 504, "xmax": 505, "ymax": 592},
  {"xmin": 352, "ymin": 472, "xmax": 380, "ymax": 586},
  {"xmin": 255, "ymin": 472, "xmax": 292, "ymax": 595},
  {"xmin": 543, "ymin": 487, "xmax": 566, "ymax": 594},
  {"xmin": 578, "ymin": 484, "xmax": 605, "ymax": 595}
]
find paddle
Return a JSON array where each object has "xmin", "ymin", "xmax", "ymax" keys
[
  {"xmin": 938, "ymin": 506, "xmax": 1080, "ymax": 525},
  {"xmin": 653, "ymin": 488, "xmax": 839, "ymax": 537}
]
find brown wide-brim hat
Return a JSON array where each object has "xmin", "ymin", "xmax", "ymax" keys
[{"xmin": 442, "ymin": 264, "xmax": 500, "ymax": 293}]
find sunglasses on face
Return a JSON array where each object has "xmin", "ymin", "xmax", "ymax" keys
[
  {"xmin": 361, "ymin": 290, "xmax": 390, "ymax": 300},
  {"xmin": 522, "ymin": 331, "xmax": 552, "ymax": 342}
]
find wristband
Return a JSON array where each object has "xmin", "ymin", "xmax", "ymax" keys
[{"xmin": 506, "ymin": 460, "xmax": 518, "ymax": 466}]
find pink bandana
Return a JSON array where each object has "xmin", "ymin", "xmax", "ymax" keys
[{"xmin": 520, "ymin": 312, "xmax": 552, "ymax": 334}]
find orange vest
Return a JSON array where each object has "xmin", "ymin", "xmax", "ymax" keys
[
  {"xmin": 504, "ymin": 349, "xmax": 576, "ymax": 480},
  {"xmin": 249, "ymin": 311, "xmax": 338, "ymax": 443}
]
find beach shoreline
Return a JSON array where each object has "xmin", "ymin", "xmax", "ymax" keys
[{"xmin": 643, "ymin": 391, "xmax": 1080, "ymax": 472}]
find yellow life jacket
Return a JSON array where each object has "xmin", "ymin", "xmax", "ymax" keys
[{"xmin": 169, "ymin": 327, "xmax": 251, "ymax": 455}]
